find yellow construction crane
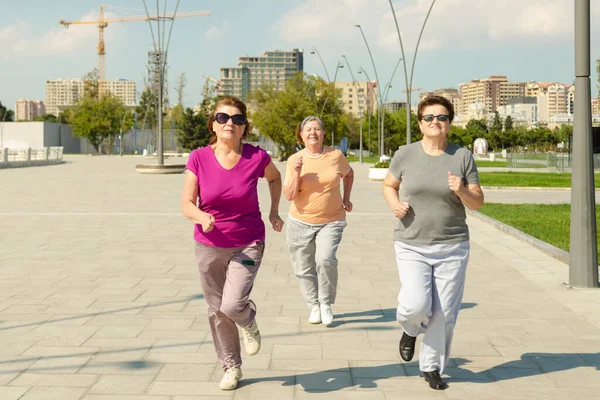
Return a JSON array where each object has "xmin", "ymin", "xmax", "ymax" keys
[{"xmin": 59, "ymin": 4, "xmax": 210, "ymax": 81}]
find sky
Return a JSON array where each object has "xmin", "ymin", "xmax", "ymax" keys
[{"xmin": 2, "ymin": 0, "xmax": 600, "ymax": 111}]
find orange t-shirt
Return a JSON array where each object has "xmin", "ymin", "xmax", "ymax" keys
[{"xmin": 285, "ymin": 147, "xmax": 351, "ymax": 224}]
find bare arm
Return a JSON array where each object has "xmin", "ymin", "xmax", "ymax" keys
[
  {"xmin": 448, "ymin": 172, "xmax": 485, "ymax": 210},
  {"xmin": 382, "ymin": 171, "xmax": 410, "ymax": 218},
  {"xmin": 283, "ymin": 155, "xmax": 302, "ymax": 201},
  {"xmin": 342, "ymin": 167, "xmax": 354, "ymax": 212},
  {"xmin": 264, "ymin": 160, "xmax": 284, "ymax": 232},
  {"xmin": 180, "ymin": 170, "xmax": 214, "ymax": 232}
]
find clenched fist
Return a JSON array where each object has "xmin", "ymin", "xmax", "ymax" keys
[
  {"xmin": 448, "ymin": 171, "xmax": 464, "ymax": 194},
  {"xmin": 393, "ymin": 201, "xmax": 410, "ymax": 218},
  {"xmin": 201, "ymin": 213, "xmax": 215, "ymax": 233},
  {"xmin": 293, "ymin": 156, "xmax": 303, "ymax": 173}
]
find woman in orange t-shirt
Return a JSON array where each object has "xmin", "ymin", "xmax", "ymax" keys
[{"xmin": 283, "ymin": 116, "xmax": 354, "ymax": 327}]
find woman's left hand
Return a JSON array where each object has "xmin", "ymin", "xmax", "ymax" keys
[
  {"xmin": 343, "ymin": 200, "xmax": 353, "ymax": 212},
  {"xmin": 269, "ymin": 212, "xmax": 284, "ymax": 232}
]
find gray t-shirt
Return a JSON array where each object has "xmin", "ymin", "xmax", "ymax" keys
[{"xmin": 388, "ymin": 141, "xmax": 479, "ymax": 244}]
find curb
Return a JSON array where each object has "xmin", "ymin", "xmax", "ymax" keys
[
  {"xmin": 466, "ymin": 209, "xmax": 570, "ymax": 265},
  {"xmin": 482, "ymin": 186, "xmax": 600, "ymax": 191}
]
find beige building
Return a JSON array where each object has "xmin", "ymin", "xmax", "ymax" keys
[
  {"xmin": 525, "ymin": 82, "xmax": 574, "ymax": 123},
  {"xmin": 46, "ymin": 78, "xmax": 137, "ymax": 116},
  {"xmin": 459, "ymin": 76, "xmax": 525, "ymax": 115},
  {"xmin": 334, "ymin": 81, "xmax": 378, "ymax": 119},
  {"xmin": 218, "ymin": 49, "xmax": 303, "ymax": 101},
  {"xmin": 14, "ymin": 99, "xmax": 46, "ymax": 121}
]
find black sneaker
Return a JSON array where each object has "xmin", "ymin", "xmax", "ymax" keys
[
  {"xmin": 423, "ymin": 370, "xmax": 448, "ymax": 390},
  {"xmin": 398, "ymin": 332, "xmax": 416, "ymax": 362}
]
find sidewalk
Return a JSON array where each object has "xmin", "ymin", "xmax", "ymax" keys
[{"xmin": 0, "ymin": 156, "xmax": 598, "ymax": 400}]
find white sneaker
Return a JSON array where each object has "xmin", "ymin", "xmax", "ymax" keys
[
  {"xmin": 308, "ymin": 305, "xmax": 321, "ymax": 324},
  {"xmin": 321, "ymin": 305, "xmax": 334, "ymax": 326},
  {"xmin": 219, "ymin": 366, "xmax": 242, "ymax": 390},
  {"xmin": 241, "ymin": 319, "xmax": 261, "ymax": 356}
]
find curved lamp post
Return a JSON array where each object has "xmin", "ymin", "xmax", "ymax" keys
[
  {"xmin": 355, "ymin": 24, "xmax": 385, "ymax": 158},
  {"xmin": 342, "ymin": 54, "xmax": 367, "ymax": 163},
  {"xmin": 388, "ymin": 0, "xmax": 436, "ymax": 144},
  {"xmin": 358, "ymin": 67, "xmax": 380, "ymax": 157}
]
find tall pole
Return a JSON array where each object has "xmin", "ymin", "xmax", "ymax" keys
[
  {"xmin": 343, "ymin": 55, "xmax": 364, "ymax": 163},
  {"xmin": 570, "ymin": 0, "xmax": 598, "ymax": 288},
  {"xmin": 359, "ymin": 67, "xmax": 380, "ymax": 158},
  {"xmin": 356, "ymin": 25, "xmax": 383, "ymax": 158},
  {"xmin": 388, "ymin": 0, "xmax": 436, "ymax": 144},
  {"xmin": 311, "ymin": 47, "xmax": 331, "ymax": 82}
]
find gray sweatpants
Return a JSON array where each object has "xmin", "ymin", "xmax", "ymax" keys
[
  {"xmin": 286, "ymin": 218, "xmax": 347, "ymax": 308},
  {"xmin": 194, "ymin": 240, "xmax": 265, "ymax": 369},
  {"xmin": 394, "ymin": 240, "xmax": 469, "ymax": 374}
]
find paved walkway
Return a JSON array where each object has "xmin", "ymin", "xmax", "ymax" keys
[{"xmin": 0, "ymin": 156, "xmax": 599, "ymax": 399}]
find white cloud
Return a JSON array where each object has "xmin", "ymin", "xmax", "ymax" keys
[
  {"xmin": 204, "ymin": 21, "xmax": 230, "ymax": 40},
  {"xmin": 277, "ymin": 0, "xmax": 600, "ymax": 53},
  {"xmin": 0, "ymin": 10, "xmax": 120, "ymax": 58}
]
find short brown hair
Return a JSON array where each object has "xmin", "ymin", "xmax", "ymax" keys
[
  {"xmin": 417, "ymin": 95, "xmax": 454, "ymax": 123},
  {"xmin": 207, "ymin": 96, "xmax": 252, "ymax": 144}
]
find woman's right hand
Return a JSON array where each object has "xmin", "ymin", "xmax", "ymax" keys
[
  {"xmin": 293, "ymin": 155, "xmax": 303, "ymax": 173},
  {"xmin": 393, "ymin": 202, "xmax": 410, "ymax": 218},
  {"xmin": 201, "ymin": 212, "xmax": 215, "ymax": 232}
]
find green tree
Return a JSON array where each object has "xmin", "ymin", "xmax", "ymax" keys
[
  {"xmin": 70, "ymin": 94, "xmax": 133, "ymax": 154},
  {"xmin": 33, "ymin": 114, "xmax": 58, "ymax": 123},
  {"xmin": 169, "ymin": 73, "xmax": 187, "ymax": 128},
  {"xmin": 175, "ymin": 108, "xmax": 210, "ymax": 151},
  {"xmin": 465, "ymin": 118, "xmax": 488, "ymax": 148},
  {"xmin": 136, "ymin": 86, "xmax": 158, "ymax": 130},
  {"xmin": 249, "ymin": 73, "xmax": 347, "ymax": 160},
  {"xmin": 0, "ymin": 102, "xmax": 14, "ymax": 122},
  {"xmin": 504, "ymin": 115, "xmax": 514, "ymax": 131},
  {"xmin": 83, "ymin": 69, "xmax": 100, "ymax": 99}
]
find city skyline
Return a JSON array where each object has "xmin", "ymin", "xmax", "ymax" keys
[{"xmin": 2, "ymin": 0, "xmax": 600, "ymax": 112}]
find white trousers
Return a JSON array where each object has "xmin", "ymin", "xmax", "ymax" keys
[{"xmin": 394, "ymin": 240, "xmax": 469, "ymax": 374}]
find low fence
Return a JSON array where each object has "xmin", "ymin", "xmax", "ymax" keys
[
  {"xmin": 507, "ymin": 152, "xmax": 575, "ymax": 173},
  {"xmin": 0, "ymin": 147, "xmax": 64, "ymax": 168}
]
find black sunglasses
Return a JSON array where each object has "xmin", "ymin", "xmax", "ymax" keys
[
  {"xmin": 215, "ymin": 112, "xmax": 246, "ymax": 126},
  {"xmin": 422, "ymin": 114, "xmax": 450, "ymax": 122}
]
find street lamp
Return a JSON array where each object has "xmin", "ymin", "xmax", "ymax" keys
[
  {"xmin": 388, "ymin": 0, "xmax": 437, "ymax": 145},
  {"xmin": 310, "ymin": 46, "xmax": 331, "ymax": 82},
  {"xmin": 355, "ymin": 24, "xmax": 384, "ymax": 158},
  {"xmin": 358, "ymin": 68, "xmax": 379, "ymax": 157},
  {"xmin": 342, "ymin": 54, "xmax": 365, "ymax": 163}
]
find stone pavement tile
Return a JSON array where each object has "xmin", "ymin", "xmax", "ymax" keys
[
  {"xmin": 271, "ymin": 344, "xmax": 322, "ymax": 360},
  {"xmin": 443, "ymin": 382, "xmax": 514, "ymax": 400},
  {"xmin": 173, "ymin": 397, "xmax": 232, "ymax": 400},
  {"xmin": 19, "ymin": 386, "xmax": 87, "ymax": 400},
  {"xmin": 78, "ymin": 359, "xmax": 163, "ymax": 376},
  {"xmin": 493, "ymin": 346, "xmax": 575, "ymax": 359},
  {"xmin": 147, "ymin": 381, "xmax": 230, "ymax": 396},
  {"xmin": 89, "ymin": 303, "xmax": 148, "ymax": 316},
  {"xmin": 320, "ymin": 335, "xmax": 373, "ymax": 351},
  {"xmin": 295, "ymin": 392, "xmax": 386, "ymax": 400},
  {"xmin": 0, "ymin": 386, "xmax": 31, "ymax": 400},
  {"xmin": 0, "ymin": 339, "xmax": 40, "ymax": 356},
  {"xmin": 451, "ymin": 341, "xmax": 501, "ymax": 357},
  {"xmin": 87, "ymin": 348, "xmax": 151, "ymax": 364},
  {"xmin": 83, "ymin": 396, "xmax": 171, "ymax": 400},
  {"xmin": 137, "ymin": 330, "xmax": 207, "ymax": 341},
  {"xmin": 452, "ymin": 356, "xmax": 539, "ymax": 370},
  {"xmin": 544, "ymin": 367, "xmax": 600, "ymax": 388},
  {"xmin": 83, "ymin": 315, "xmax": 153, "ymax": 327},
  {"xmin": 486, "ymin": 367, "xmax": 558, "ymax": 388},
  {"xmin": 144, "ymin": 318, "xmax": 196, "ymax": 331},
  {"xmin": 269, "ymin": 359, "xmax": 349, "ymax": 371},
  {"xmin": 10, "ymin": 372, "xmax": 98, "ymax": 389},
  {"xmin": 150, "ymin": 339, "xmax": 202, "ymax": 353},
  {"xmin": 348, "ymin": 361, "xmax": 406, "ymax": 379},
  {"xmin": 231, "ymin": 381, "xmax": 294, "ymax": 400},
  {"xmin": 144, "ymin": 351, "xmax": 217, "ymax": 365},
  {"xmin": 88, "ymin": 374, "xmax": 155, "ymax": 395},
  {"xmin": 323, "ymin": 348, "xmax": 399, "ymax": 361},
  {"xmin": 26, "ymin": 355, "xmax": 93, "ymax": 374},
  {"xmin": 156, "ymin": 363, "xmax": 215, "ymax": 381},
  {"xmin": 293, "ymin": 370, "xmax": 353, "ymax": 392},
  {"xmin": 92, "ymin": 326, "xmax": 146, "ymax": 339},
  {"xmin": 32, "ymin": 326, "xmax": 100, "ymax": 347}
]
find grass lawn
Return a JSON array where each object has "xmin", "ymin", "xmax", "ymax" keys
[
  {"xmin": 478, "ymin": 203, "xmax": 600, "ymax": 258},
  {"xmin": 348, "ymin": 155, "xmax": 380, "ymax": 164},
  {"xmin": 478, "ymin": 172, "xmax": 600, "ymax": 188},
  {"xmin": 475, "ymin": 160, "xmax": 508, "ymax": 167}
]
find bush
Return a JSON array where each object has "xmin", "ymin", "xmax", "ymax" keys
[{"xmin": 373, "ymin": 161, "xmax": 390, "ymax": 168}]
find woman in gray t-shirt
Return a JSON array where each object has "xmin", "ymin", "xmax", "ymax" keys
[{"xmin": 382, "ymin": 95, "xmax": 484, "ymax": 391}]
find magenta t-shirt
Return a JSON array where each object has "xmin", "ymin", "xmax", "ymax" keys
[{"xmin": 186, "ymin": 143, "xmax": 271, "ymax": 248}]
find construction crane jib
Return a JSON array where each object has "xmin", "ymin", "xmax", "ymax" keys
[{"xmin": 59, "ymin": 4, "xmax": 210, "ymax": 81}]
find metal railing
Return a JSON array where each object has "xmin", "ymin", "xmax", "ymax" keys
[{"xmin": 0, "ymin": 147, "xmax": 64, "ymax": 165}]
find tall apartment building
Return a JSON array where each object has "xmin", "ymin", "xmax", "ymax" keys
[
  {"xmin": 99, "ymin": 79, "xmax": 136, "ymax": 107},
  {"xmin": 14, "ymin": 99, "xmax": 46, "ymax": 121},
  {"xmin": 45, "ymin": 78, "xmax": 137, "ymax": 116},
  {"xmin": 459, "ymin": 76, "xmax": 525, "ymax": 115},
  {"xmin": 334, "ymin": 81, "xmax": 378, "ymax": 119},
  {"xmin": 217, "ymin": 49, "xmax": 304, "ymax": 101},
  {"xmin": 525, "ymin": 82, "xmax": 574, "ymax": 122},
  {"xmin": 419, "ymin": 88, "xmax": 460, "ymax": 114}
]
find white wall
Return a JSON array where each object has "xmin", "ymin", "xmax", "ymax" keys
[{"xmin": 0, "ymin": 122, "xmax": 80, "ymax": 153}]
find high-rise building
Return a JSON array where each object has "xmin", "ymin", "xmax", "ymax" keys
[
  {"xmin": 334, "ymin": 81, "xmax": 378, "ymax": 119},
  {"xmin": 46, "ymin": 78, "xmax": 137, "ymax": 116},
  {"xmin": 459, "ymin": 76, "xmax": 525, "ymax": 115},
  {"xmin": 217, "ymin": 49, "xmax": 304, "ymax": 101},
  {"xmin": 525, "ymin": 82, "xmax": 573, "ymax": 122},
  {"xmin": 14, "ymin": 99, "xmax": 46, "ymax": 121}
]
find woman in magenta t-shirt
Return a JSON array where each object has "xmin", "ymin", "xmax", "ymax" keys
[{"xmin": 181, "ymin": 96, "xmax": 284, "ymax": 391}]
